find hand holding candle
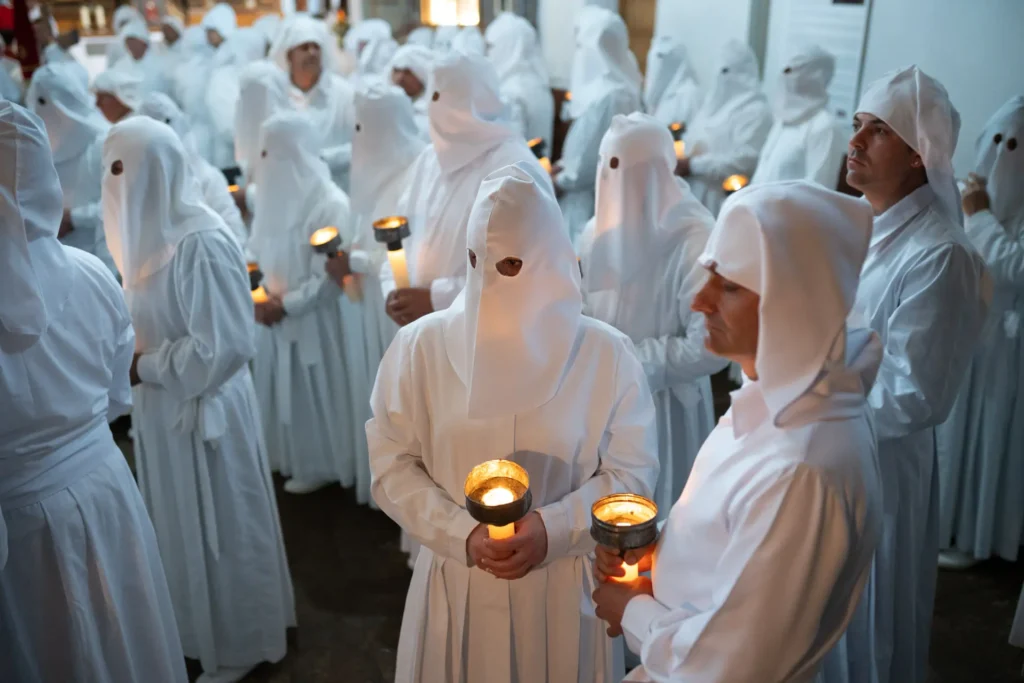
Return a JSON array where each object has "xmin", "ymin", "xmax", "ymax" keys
[
  {"xmin": 590, "ymin": 494, "xmax": 658, "ymax": 584},
  {"xmin": 465, "ymin": 459, "xmax": 532, "ymax": 539},
  {"xmin": 373, "ymin": 216, "xmax": 411, "ymax": 289}
]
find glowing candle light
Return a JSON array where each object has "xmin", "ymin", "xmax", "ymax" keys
[
  {"xmin": 481, "ymin": 487, "xmax": 516, "ymax": 539},
  {"xmin": 465, "ymin": 460, "xmax": 532, "ymax": 544},
  {"xmin": 246, "ymin": 262, "xmax": 262, "ymax": 291},
  {"xmin": 722, "ymin": 174, "xmax": 749, "ymax": 194},
  {"xmin": 373, "ymin": 216, "xmax": 411, "ymax": 290},
  {"xmin": 251, "ymin": 286, "xmax": 268, "ymax": 304},
  {"xmin": 227, "ymin": 184, "xmax": 239, "ymax": 193},
  {"xmin": 590, "ymin": 493, "xmax": 658, "ymax": 585},
  {"xmin": 674, "ymin": 140, "xmax": 685, "ymax": 160}
]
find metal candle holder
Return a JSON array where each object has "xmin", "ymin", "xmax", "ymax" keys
[
  {"xmin": 590, "ymin": 493, "xmax": 658, "ymax": 552},
  {"xmin": 310, "ymin": 227, "xmax": 342, "ymax": 258},
  {"xmin": 527, "ymin": 137, "xmax": 546, "ymax": 159},
  {"xmin": 668, "ymin": 121, "xmax": 686, "ymax": 141},
  {"xmin": 464, "ymin": 460, "xmax": 532, "ymax": 536},
  {"xmin": 722, "ymin": 174, "xmax": 750, "ymax": 195},
  {"xmin": 373, "ymin": 215, "xmax": 411, "ymax": 249},
  {"xmin": 247, "ymin": 262, "xmax": 262, "ymax": 291}
]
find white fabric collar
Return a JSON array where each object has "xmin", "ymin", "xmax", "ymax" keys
[{"xmin": 870, "ymin": 182, "xmax": 935, "ymax": 249}]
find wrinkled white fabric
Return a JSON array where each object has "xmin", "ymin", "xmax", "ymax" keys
[
  {"xmin": 94, "ymin": 66, "xmax": 145, "ymax": 112},
  {"xmin": 558, "ymin": 7, "xmax": 642, "ymax": 246},
  {"xmin": 201, "ymin": 3, "xmax": 237, "ymax": 43},
  {"xmin": 451, "ymin": 26, "xmax": 485, "ymax": 56},
  {"xmin": 101, "ymin": 116, "xmax": 295, "ymax": 674},
  {"xmin": 624, "ymin": 180, "xmax": 882, "ymax": 682},
  {"xmin": 823, "ymin": 182, "xmax": 989, "ymax": 683},
  {"xmin": 204, "ymin": 28, "xmax": 269, "ymax": 169},
  {"xmin": 382, "ymin": 52, "xmax": 552, "ymax": 311},
  {"xmin": 485, "ymin": 12, "xmax": 553, "ymax": 144},
  {"xmin": 0, "ymin": 99, "xmax": 187, "ymax": 683},
  {"xmin": 234, "ymin": 61, "xmax": 290, "ymax": 179},
  {"xmin": 580, "ymin": 113, "xmax": 726, "ymax": 514},
  {"xmin": 26, "ymin": 63, "xmax": 116, "ymax": 274},
  {"xmin": 644, "ymin": 35, "xmax": 701, "ymax": 128},
  {"xmin": 356, "ymin": 34, "xmax": 398, "ymax": 85},
  {"xmin": 685, "ymin": 40, "xmax": 773, "ymax": 216},
  {"xmin": 752, "ymin": 45, "xmax": 845, "ymax": 189},
  {"xmin": 252, "ymin": 14, "xmax": 283, "ymax": 49},
  {"xmin": 136, "ymin": 93, "xmax": 248, "ymax": 245},
  {"xmin": 937, "ymin": 97, "xmax": 1024, "ymax": 564},
  {"xmin": 433, "ymin": 25, "xmax": 458, "ymax": 53},
  {"xmin": 104, "ymin": 4, "xmax": 143, "ymax": 67},
  {"xmin": 856, "ymin": 65, "xmax": 962, "ymax": 225},
  {"xmin": 248, "ymin": 110, "xmax": 359, "ymax": 489},
  {"xmin": 368, "ymin": 163, "xmax": 659, "ymax": 683},
  {"xmin": 343, "ymin": 17, "xmax": 391, "ymax": 56},
  {"xmin": 0, "ymin": 35, "xmax": 23, "ymax": 103}
]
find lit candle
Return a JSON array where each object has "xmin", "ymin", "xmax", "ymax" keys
[
  {"xmin": 94, "ymin": 5, "xmax": 106, "ymax": 30},
  {"xmin": 79, "ymin": 6, "xmax": 92, "ymax": 31},
  {"xmin": 227, "ymin": 184, "xmax": 240, "ymax": 193},
  {"xmin": 464, "ymin": 459, "xmax": 532, "ymax": 546},
  {"xmin": 722, "ymin": 174, "xmax": 749, "ymax": 194},
  {"xmin": 247, "ymin": 262, "xmax": 262, "ymax": 291},
  {"xmin": 251, "ymin": 286, "xmax": 269, "ymax": 304},
  {"xmin": 481, "ymin": 487, "xmax": 516, "ymax": 539},
  {"xmin": 674, "ymin": 140, "xmax": 686, "ymax": 160},
  {"xmin": 590, "ymin": 493, "xmax": 658, "ymax": 584},
  {"xmin": 565, "ymin": 91, "xmax": 572, "ymax": 102},
  {"xmin": 616, "ymin": 562, "xmax": 639, "ymax": 584},
  {"xmin": 373, "ymin": 216, "xmax": 411, "ymax": 290}
]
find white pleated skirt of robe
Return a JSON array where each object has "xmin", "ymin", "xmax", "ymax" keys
[
  {"xmin": 134, "ymin": 370, "xmax": 296, "ymax": 671},
  {"xmin": 0, "ymin": 432, "xmax": 187, "ymax": 683}
]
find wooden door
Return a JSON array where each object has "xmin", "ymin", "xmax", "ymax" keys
[{"xmin": 621, "ymin": 0, "xmax": 655, "ymax": 74}]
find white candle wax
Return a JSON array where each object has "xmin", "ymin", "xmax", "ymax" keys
[
  {"xmin": 613, "ymin": 561, "xmax": 639, "ymax": 583},
  {"xmin": 388, "ymin": 248, "xmax": 410, "ymax": 289},
  {"xmin": 674, "ymin": 140, "xmax": 685, "ymax": 160}
]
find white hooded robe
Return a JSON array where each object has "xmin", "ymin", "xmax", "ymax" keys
[
  {"xmin": 643, "ymin": 36, "xmax": 702, "ymax": 129},
  {"xmin": 485, "ymin": 12, "xmax": 554, "ymax": 146}
]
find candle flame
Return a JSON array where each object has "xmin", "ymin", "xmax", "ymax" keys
[
  {"xmin": 722, "ymin": 174, "xmax": 749, "ymax": 192},
  {"xmin": 481, "ymin": 486, "xmax": 515, "ymax": 507},
  {"xmin": 527, "ymin": 137, "xmax": 543, "ymax": 149},
  {"xmin": 246, "ymin": 262, "xmax": 259, "ymax": 273},
  {"xmin": 251, "ymin": 286, "xmax": 268, "ymax": 304},
  {"xmin": 539, "ymin": 157, "xmax": 552, "ymax": 174},
  {"xmin": 227, "ymin": 184, "xmax": 240, "ymax": 193},
  {"xmin": 564, "ymin": 91, "xmax": 572, "ymax": 101},
  {"xmin": 669, "ymin": 122, "xmax": 683, "ymax": 132},
  {"xmin": 374, "ymin": 215, "xmax": 408, "ymax": 230},
  {"xmin": 310, "ymin": 226, "xmax": 339, "ymax": 247}
]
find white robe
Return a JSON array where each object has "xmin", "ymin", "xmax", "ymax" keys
[
  {"xmin": 194, "ymin": 158, "xmax": 248, "ymax": 245},
  {"xmin": 367, "ymin": 315, "xmax": 660, "ymax": 683},
  {"xmin": 250, "ymin": 192, "xmax": 358, "ymax": 485},
  {"xmin": 937, "ymin": 210, "xmax": 1024, "ymax": 561},
  {"xmin": 54, "ymin": 136, "xmax": 118, "ymax": 275},
  {"xmin": 557, "ymin": 88, "xmax": 639, "ymax": 248},
  {"xmin": 824, "ymin": 184, "xmax": 989, "ymax": 683},
  {"xmin": 751, "ymin": 110, "xmax": 846, "ymax": 189},
  {"xmin": 129, "ymin": 229, "xmax": 295, "ymax": 672},
  {"xmin": 579, "ymin": 207, "xmax": 725, "ymax": 516},
  {"xmin": 622, "ymin": 346, "xmax": 882, "ymax": 682},
  {"xmin": 286, "ymin": 74, "xmax": 357, "ymax": 191},
  {"xmin": 0, "ymin": 249, "xmax": 187, "ymax": 683}
]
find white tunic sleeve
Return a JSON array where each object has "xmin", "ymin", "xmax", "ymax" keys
[
  {"xmin": 868, "ymin": 243, "xmax": 987, "ymax": 441},
  {"xmin": 803, "ymin": 117, "xmax": 844, "ymax": 189},
  {"xmin": 199, "ymin": 164, "xmax": 248, "ymax": 246},
  {"xmin": 535, "ymin": 341, "xmax": 660, "ymax": 561},
  {"xmin": 429, "ymin": 276, "xmax": 466, "ymax": 311},
  {"xmin": 965, "ymin": 211, "xmax": 1024, "ymax": 285},
  {"xmin": 107, "ymin": 283, "xmax": 136, "ymax": 421},
  {"xmin": 135, "ymin": 233, "xmax": 256, "ymax": 400},
  {"xmin": 366, "ymin": 329, "xmax": 480, "ymax": 566},
  {"xmin": 689, "ymin": 105, "xmax": 772, "ymax": 181},
  {"xmin": 622, "ymin": 466, "xmax": 858, "ymax": 682}
]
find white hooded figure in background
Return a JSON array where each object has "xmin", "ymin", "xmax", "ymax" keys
[
  {"xmin": 248, "ymin": 110, "xmax": 358, "ymax": 495},
  {"xmin": 578, "ymin": 113, "xmax": 727, "ymax": 516},
  {"xmin": 104, "ymin": 4, "xmax": 143, "ymax": 69},
  {"xmin": 388, "ymin": 43, "xmax": 434, "ymax": 135},
  {"xmin": 101, "ymin": 116, "xmax": 295, "ymax": 683},
  {"xmin": 821, "ymin": 66, "xmax": 989, "ymax": 683},
  {"xmin": 26, "ymin": 63, "xmax": 117, "ymax": 276},
  {"xmin": 355, "ymin": 33, "xmax": 399, "ymax": 87},
  {"xmin": 432, "ymin": 25, "xmax": 459, "ymax": 54},
  {"xmin": 368, "ymin": 162, "xmax": 659, "ymax": 683},
  {"xmin": 156, "ymin": 14, "xmax": 187, "ymax": 92},
  {"xmin": 170, "ymin": 24, "xmax": 215, "ymax": 112},
  {"xmin": 485, "ymin": 12, "xmax": 554, "ymax": 146},
  {"xmin": 680, "ymin": 40, "xmax": 772, "ymax": 217},
  {"xmin": 29, "ymin": 10, "xmax": 90, "ymax": 88},
  {"xmin": 181, "ymin": 3, "xmax": 237, "ymax": 164},
  {"xmin": 593, "ymin": 181, "xmax": 883, "ymax": 683},
  {"xmin": 205, "ymin": 28, "xmax": 270, "ymax": 170},
  {"xmin": 93, "ymin": 67, "xmax": 145, "ymax": 124},
  {"xmin": 343, "ymin": 17, "xmax": 392, "ymax": 60},
  {"xmin": 406, "ymin": 26, "xmax": 434, "ymax": 48},
  {"xmin": 0, "ymin": 100, "xmax": 187, "ymax": 683},
  {"xmin": 752, "ymin": 45, "xmax": 845, "ymax": 189},
  {"xmin": 137, "ymin": 93, "xmax": 249, "ymax": 246},
  {"xmin": 234, "ymin": 61, "xmax": 291, "ymax": 185},
  {"xmin": 451, "ymin": 25, "xmax": 486, "ymax": 56},
  {"xmin": 937, "ymin": 97, "xmax": 1024, "ymax": 568},
  {"xmin": 112, "ymin": 19, "xmax": 174, "ymax": 98},
  {"xmin": 252, "ymin": 14, "xmax": 283, "ymax": 51},
  {"xmin": 0, "ymin": 34, "xmax": 25, "ymax": 103},
  {"xmin": 381, "ymin": 51, "xmax": 553, "ymax": 327},
  {"xmin": 322, "ymin": 83, "xmax": 425, "ymax": 508},
  {"xmin": 643, "ymin": 35, "xmax": 702, "ymax": 129},
  {"xmin": 555, "ymin": 6, "xmax": 642, "ymax": 248},
  {"xmin": 271, "ymin": 16, "xmax": 356, "ymax": 190}
]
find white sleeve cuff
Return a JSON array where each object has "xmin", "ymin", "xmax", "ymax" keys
[
  {"xmin": 448, "ymin": 511, "xmax": 481, "ymax": 567},
  {"xmin": 536, "ymin": 503, "xmax": 572, "ymax": 564},
  {"xmin": 136, "ymin": 352, "xmax": 161, "ymax": 386},
  {"xmin": 429, "ymin": 278, "xmax": 461, "ymax": 311},
  {"xmin": 349, "ymin": 250, "xmax": 372, "ymax": 275},
  {"xmin": 621, "ymin": 594, "xmax": 670, "ymax": 656}
]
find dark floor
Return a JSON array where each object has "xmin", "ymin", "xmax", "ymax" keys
[{"xmin": 176, "ymin": 475, "xmax": 1024, "ymax": 683}]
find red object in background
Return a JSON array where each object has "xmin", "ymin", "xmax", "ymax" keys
[{"xmin": 11, "ymin": 0, "xmax": 40, "ymax": 80}]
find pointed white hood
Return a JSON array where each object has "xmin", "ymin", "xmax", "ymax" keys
[
  {"xmin": 233, "ymin": 61, "xmax": 290, "ymax": 173},
  {"xmin": 974, "ymin": 96, "xmax": 1024, "ymax": 226},
  {"xmin": 567, "ymin": 6, "xmax": 641, "ymax": 119},
  {"xmin": 774, "ymin": 44, "xmax": 834, "ymax": 125},
  {"xmin": 26, "ymin": 63, "xmax": 109, "ymax": 164},
  {"xmin": 644, "ymin": 35, "xmax": 699, "ymax": 120}
]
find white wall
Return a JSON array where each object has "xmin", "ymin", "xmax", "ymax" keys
[{"xmin": 654, "ymin": 0, "xmax": 756, "ymax": 88}]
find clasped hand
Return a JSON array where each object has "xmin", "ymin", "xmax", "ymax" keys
[
  {"xmin": 591, "ymin": 542, "xmax": 657, "ymax": 637},
  {"xmin": 466, "ymin": 511, "xmax": 548, "ymax": 581}
]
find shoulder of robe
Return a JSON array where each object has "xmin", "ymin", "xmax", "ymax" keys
[
  {"xmin": 66, "ymin": 246, "xmax": 130, "ymax": 317},
  {"xmin": 578, "ymin": 316, "xmax": 636, "ymax": 365},
  {"xmin": 905, "ymin": 206, "xmax": 981, "ymax": 267},
  {"xmin": 175, "ymin": 227, "xmax": 246, "ymax": 273}
]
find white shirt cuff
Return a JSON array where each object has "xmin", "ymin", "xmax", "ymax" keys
[
  {"xmin": 448, "ymin": 510, "xmax": 481, "ymax": 567},
  {"xmin": 621, "ymin": 594, "xmax": 669, "ymax": 656}
]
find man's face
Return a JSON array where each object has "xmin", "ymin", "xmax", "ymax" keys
[
  {"xmin": 125, "ymin": 36, "xmax": 148, "ymax": 61},
  {"xmin": 206, "ymin": 28, "xmax": 225, "ymax": 48},
  {"xmin": 847, "ymin": 113, "xmax": 924, "ymax": 195},
  {"xmin": 691, "ymin": 269, "xmax": 759, "ymax": 363},
  {"xmin": 32, "ymin": 18, "xmax": 53, "ymax": 47},
  {"xmin": 162, "ymin": 25, "xmax": 180, "ymax": 46},
  {"xmin": 96, "ymin": 92, "xmax": 132, "ymax": 124},
  {"xmin": 391, "ymin": 68, "xmax": 424, "ymax": 99},
  {"xmin": 288, "ymin": 41, "xmax": 322, "ymax": 78}
]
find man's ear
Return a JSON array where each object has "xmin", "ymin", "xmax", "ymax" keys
[{"xmin": 910, "ymin": 151, "xmax": 924, "ymax": 169}]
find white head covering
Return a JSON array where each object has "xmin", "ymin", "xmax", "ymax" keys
[
  {"xmin": 250, "ymin": 109, "xmax": 334, "ymax": 255},
  {"xmin": 774, "ymin": 44, "xmax": 834, "ymax": 125},
  {"xmin": 568, "ymin": 6, "xmax": 641, "ymax": 118},
  {"xmin": 252, "ymin": 14, "xmax": 283, "ymax": 49},
  {"xmin": 975, "ymin": 96, "xmax": 1024, "ymax": 226},
  {"xmin": 93, "ymin": 68, "xmax": 145, "ymax": 111},
  {"xmin": 406, "ymin": 26, "xmax": 434, "ymax": 48},
  {"xmin": 442, "ymin": 162, "xmax": 582, "ymax": 419},
  {"xmin": 135, "ymin": 92, "xmax": 200, "ymax": 157},
  {"xmin": 351, "ymin": 82, "xmax": 426, "ymax": 218},
  {"xmin": 451, "ymin": 26, "xmax": 485, "ymax": 56},
  {"xmin": 693, "ymin": 40, "xmax": 765, "ymax": 131},
  {"xmin": 26, "ymin": 63, "xmax": 109, "ymax": 164},
  {"xmin": 644, "ymin": 35, "xmax": 699, "ymax": 119},
  {"xmin": 101, "ymin": 116, "xmax": 223, "ymax": 287},
  {"xmin": 357, "ymin": 34, "xmax": 398, "ymax": 78},
  {"xmin": 343, "ymin": 18, "xmax": 391, "ymax": 55},
  {"xmin": 233, "ymin": 61, "xmax": 290, "ymax": 173},
  {"xmin": 201, "ymin": 3, "xmax": 238, "ymax": 43},
  {"xmin": 701, "ymin": 181, "xmax": 876, "ymax": 425},
  {"xmin": 0, "ymin": 101, "xmax": 72, "ymax": 353},
  {"xmin": 433, "ymin": 25, "xmax": 459, "ymax": 54},
  {"xmin": 120, "ymin": 18, "xmax": 151, "ymax": 47},
  {"xmin": 388, "ymin": 44, "xmax": 433, "ymax": 90},
  {"xmin": 427, "ymin": 51, "xmax": 517, "ymax": 174},
  {"xmin": 484, "ymin": 13, "xmax": 549, "ymax": 86},
  {"xmin": 856, "ymin": 65, "xmax": 961, "ymax": 224},
  {"xmin": 211, "ymin": 27, "xmax": 267, "ymax": 69},
  {"xmin": 270, "ymin": 15, "xmax": 336, "ymax": 74},
  {"xmin": 113, "ymin": 5, "xmax": 143, "ymax": 33},
  {"xmin": 587, "ymin": 113, "xmax": 710, "ymax": 295},
  {"xmin": 161, "ymin": 15, "xmax": 185, "ymax": 41}
]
